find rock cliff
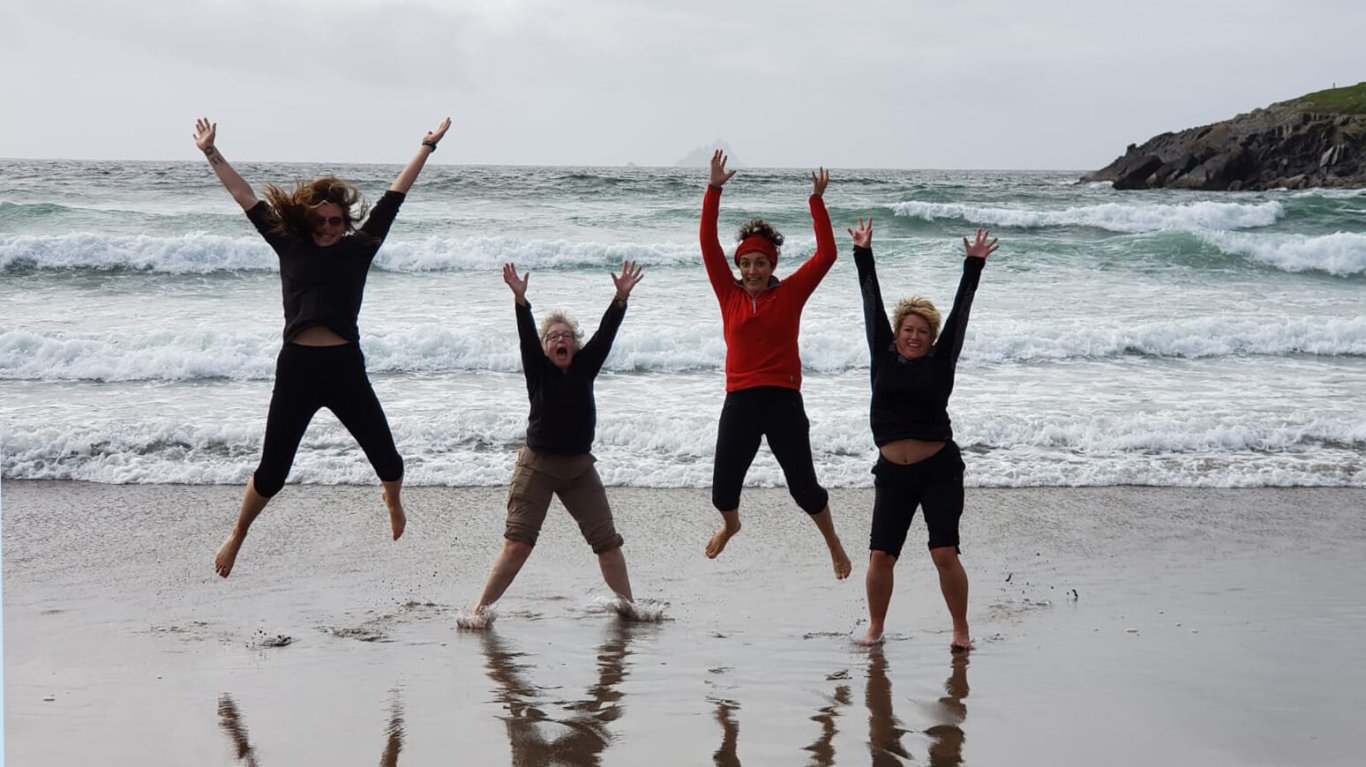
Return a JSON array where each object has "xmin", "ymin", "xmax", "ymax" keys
[{"xmin": 1083, "ymin": 83, "xmax": 1366, "ymax": 190}]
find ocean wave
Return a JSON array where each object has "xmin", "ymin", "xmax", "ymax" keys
[
  {"xmin": 0, "ymin": 232, "xmax": 701, "ymax": 274},
  {"xmin": 6, "ymin": 314, "xmax": 1362, "ymax": 383},
  {"xmin": 4, "ymin": 415, "xmax": 1362, "ymax": 487},
  {"xmin": 1197, "ymin": 230, "xmax": 1366, "ymax": 277},
  {"xmin": 891, "ymin": 199, "xmax": 1284, "ymax": 233}
]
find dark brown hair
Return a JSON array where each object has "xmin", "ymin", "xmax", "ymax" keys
[
  {"xmin": 736, "ymin": 218, "xmax": 784, "ymax": 248},
  {"xmin": 261, "ymin": 175, "xmax": 369, "ymax": 240}
]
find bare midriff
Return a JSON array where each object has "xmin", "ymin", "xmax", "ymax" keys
[
  {"xmin": 290, "ymin": 326, "xmax": 350, "ymax": 347},
  {"xmin": 879, "ymin": 438, "xmax": 946, "ymax": 466}
]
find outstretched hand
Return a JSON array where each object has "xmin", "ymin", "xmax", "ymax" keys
[
  {"xmin": 848, "ymin": 217, "xmax": 873, "ymax": 249},
  {"xmin": 503, "ymin": 263, "xmax": 529, "ymax": 303},
  {"xmin": 424, "ymin": 117, "xmax": 452, "ymax": 148},
  {"xmin": 811, "ymin": 167, "xmax": 829, "ymax": 197},
  {"xmin": 611, "ymin": 260, "xmax": 644, "ymax": 300},
  {"xmin": 193, "ymin": 118, "xmax": 217, "ymax": 152},
  {"xmin": 709, "ymin": 150, "xmax": 736, "ymax": 187},
  {"xmin": 963, "ymin": 228, "xmax": 999, "ymax": 260}
]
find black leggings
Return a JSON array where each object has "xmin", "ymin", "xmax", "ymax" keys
[
  {"xmin": 712, "ymin": 386, "xmax": 829, "ymax": 514},
  {"xmin": 252, "ymin": 343, "xmax": 403, "ymax": 498}
]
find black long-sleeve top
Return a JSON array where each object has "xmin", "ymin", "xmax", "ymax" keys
[
  {"xmin": 246, "ymin": 190, "xmax": 404, "ymax": 343},
  {"xmin": 516, "ymin": 298, "xmax": 627, "ymax": 455},
  {"xmin": 854, "ymin": 245, "xmax": 984, "ymax": 445}
]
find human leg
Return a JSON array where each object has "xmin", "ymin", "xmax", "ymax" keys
[
  {"xmin": 557, "ymin": 457, "xmax": 632, "ymax": 601},
  {"xmin": 921, "ymin": 443, "xmax": 969, "ymax": 650},
  {"xmin": 216, "ymin": 347, "xmax": 320, "ymax": 577},
  {"xmin": 932, "ymin": 547, "xmax": 970, "ymax": 650},
  {"xmin": 325, "ymin": 346, "xmax": 406, "ymax": 540},
  {"xmin": 472, "ymin": 539, "xmax": 535, "ymax": 616},
  {"xmin": 856, "ymin": 550, "xmax": 898, "ymax": 645},
  {"xmin": 707, "ymin": 391, "xmax": 763, "ymax": 558},
  {"xmin": 856, "ymin": 457, "xmax": 920, "ymax": 642},
  {"xmin": 469, "ymin": 447, "xmax": 554, "ymax": 618},
  {"xmin": 765, "ymin": 389, "xmax": 849, "ymax": 578}
]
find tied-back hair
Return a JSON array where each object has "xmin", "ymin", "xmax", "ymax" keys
[
  {"xmin": 892, "ymin": 296, "xmax": 942, "ymax": 343},
  {"xmin": 736, "ymin": 218, "xmax": 783, "ymax": 254},
  {"xmin": 538, "ymin": 311, "xmax": 583, "ymax": 346},
  {"xmin": 261, "ymin": 175, "xmax": 370, "ymax": 240}
]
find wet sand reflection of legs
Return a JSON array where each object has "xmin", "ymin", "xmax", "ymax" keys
[
  {"xmin": 216, "ymin": 690, "xmax": 405, "ymax": 766},
  {"xmin": 863, "ymin": 649, "xmax": 970, "ymax": 766},
  {"xmin": 479, "ymin": 621, "xmax": 644, "ymax": 765}
]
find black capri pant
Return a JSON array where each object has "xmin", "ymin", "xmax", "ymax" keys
[
  {"xmin": 869, "ymin": 440, "xmax": 965, "ymax": 558},
  {"xmin": 712, "ymin": 386, "xmax": 829, "ymax": 514},
  {"xmin": 252, "ymin": 343, "xmax": 404, "ymax": 498}
]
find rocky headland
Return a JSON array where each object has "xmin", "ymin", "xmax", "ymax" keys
[{"xmin": 1083, "ymin": 82, "xmax": 1366, "ymax": 190}]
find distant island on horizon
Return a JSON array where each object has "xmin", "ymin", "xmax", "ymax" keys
[
  {"xmin": 674, "ymin": 140, "xmax": 739, "ymax": 168},
  {"xmin": 1084, "ymin": 81, "xmax": 1366, "ymax": 190}
]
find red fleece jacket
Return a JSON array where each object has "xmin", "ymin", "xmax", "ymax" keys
[{"xmin": 699, "ymin": 184, "xmax": 838, "ymax": 392}]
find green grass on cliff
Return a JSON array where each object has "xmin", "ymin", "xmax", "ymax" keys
[{"xmin": 1295, "ymin": 82, "xmax": 1366, "ymax": 114}]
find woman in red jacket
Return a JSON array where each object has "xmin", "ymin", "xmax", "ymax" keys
[{"xmin": 699, "ymin": 150, "xmax": 851, "ymax": 580}]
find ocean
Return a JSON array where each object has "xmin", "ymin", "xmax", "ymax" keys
[{"xmin": 2, "ymin": 159, "xmax": 1363, "ymax": 488}]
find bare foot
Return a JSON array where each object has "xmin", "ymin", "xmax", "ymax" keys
[
  {"xmin": 705, "ymin": 520, "xmax": 741, "ymax": 559},
  {"xmin": 456, "ymin": 605, "xmax": 495, "ymax": 630},
  {"xmin": 853, "ymin": 627, "xmax": 885, "ymax": 646},
  {"xmin": 382, "ymin": 487, "xmax": 405, "ymax": 540},
  {"xmin": 214, "ymin": 532, "xmax": 245, "ymax": 578},
  {"xmin": 951, "ymin": 634, "xmax": 973, "ymax": 653},
  {"xmin": 829, "ymin": 540, "xmax": 852, "ymax": 580}
]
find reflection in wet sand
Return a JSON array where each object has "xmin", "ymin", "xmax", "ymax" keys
[
  {"xmin": 864, "ymin": 649, "xmax": 912, "ymax": 765},
  {"xmin": 217, "ymin": 694, "xmax": 260, "ymax": 767},
  {"xmin": 925, "ymin": 655, "xmax": 969, "ymax": 767},
  {"xmin": 864, "ymin": 650, "xmax": 969, "ymax": 766},
  {"xmin": 805, "ymin": 682, "xmax": 853, "ymax": 766},
  {"xmin": 711, "ymin": 698, "xmax": 741, "ymax": 767},
  {"xmin": 480, "ymin": 621, "xmax": 643, "ymax": 766},
  {"xmin": 217, "ymin": 690, "xmax": 405, "ymax": 766}
]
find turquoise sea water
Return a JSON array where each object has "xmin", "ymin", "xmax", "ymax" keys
[{"xmin": 2, "ymin": 160, "xmax": 1363, "ymax": 487}]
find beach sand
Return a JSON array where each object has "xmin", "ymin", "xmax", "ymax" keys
[{"xmin": 4, "ymin": 481, "xmax": 1364, "ymax": 765}]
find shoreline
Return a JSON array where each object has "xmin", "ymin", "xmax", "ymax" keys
[{"xmin": 5, "ymin": 482, "xmax": 1365, "ymax": 765}]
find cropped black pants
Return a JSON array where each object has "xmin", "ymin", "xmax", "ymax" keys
[
  {"xmin": 252, "ymin": 343, "xmax": 403, "ymax": 497},
  {"xmin": 711, "ymin": 386, "xmax": 829, "ymax": 514}
]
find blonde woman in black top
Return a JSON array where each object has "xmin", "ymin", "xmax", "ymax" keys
[
  {"xmin": 193, "ymin": 116, "xmax": 450, "ymax": 577},
  {"xmin": 849, "ymin": 218, "xmax": 998, "ymax": 649}
]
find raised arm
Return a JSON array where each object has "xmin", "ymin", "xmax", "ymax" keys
[
  {"xmin": 935, "ymin": 229, "xmax": 997, "ymax": 384},
  {"xmin": 578, "ymin": 261, "xmax": 643, "ymax": 374},
  {"xmin": 700, "ymin": 150, "xmax": 737, "ymax": 298},
  {"xmin": 505, "ymin": 263, "xmax": 543, "ymax": 375},
  {"xmin": 193, "ymin": 119, "xmax": 258, "ymax": 211},
  {"xmin": 782, "ymin": 167, "xmax": 838, "ymax": 299},
  {"xmin": 389, "ymin": 117, "xmax": 451, "ymax": 194},
  {"xmin": 849, "ymin": 218, "xmax": 892, "ymax": 361}
]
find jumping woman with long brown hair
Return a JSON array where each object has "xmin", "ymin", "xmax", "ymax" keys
[{"xmin": 193, "ymin": 116, "xmax": 450, "ymax": 577}]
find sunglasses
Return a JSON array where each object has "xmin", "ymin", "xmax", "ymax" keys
[{"xmin": 312, "ymin": 215, "xmax": 345, "ymax": 228}]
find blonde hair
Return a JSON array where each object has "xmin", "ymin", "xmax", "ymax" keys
[
  {"xmin": 261, "ymin": 175, "xmax": 369, "ymax": 240},
  {"xmin": 538, "ymin": 311, "xmax": 582, "ymax": 345},
  {"xmin": 892, "ymin": 296, "xmax": 941, "ymax": 342}
]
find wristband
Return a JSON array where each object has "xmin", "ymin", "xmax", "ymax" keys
[{"xmin": 421, "ymin": 140, "xmax": 438, "ymax": 151}]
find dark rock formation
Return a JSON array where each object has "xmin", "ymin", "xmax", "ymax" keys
[{"xmin": 1083, "ymin": 82, "xmax": 1366, "ymax": 190}]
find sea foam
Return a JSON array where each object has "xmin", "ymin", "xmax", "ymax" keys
[{"xmin": 892, "ymin": 200, "xmax": 1284, "ymax": 233}]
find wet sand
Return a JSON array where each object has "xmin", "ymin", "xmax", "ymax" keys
[{"xmin": 4, "ymin": 481, "xmax": 1365, "ymax": 765}]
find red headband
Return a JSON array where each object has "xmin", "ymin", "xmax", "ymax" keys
[{"xmin": 734, "ymin": 236, "xmax": 778, "ymax": 266}]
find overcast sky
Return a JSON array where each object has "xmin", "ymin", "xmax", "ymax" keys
[{"xmin": 2, "ymin": 0, "xmax": 1362, "ymax": 169}]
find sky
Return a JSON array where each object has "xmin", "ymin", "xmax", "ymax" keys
[{"xmin": 1, "ymin": 0, "xmax": 1364, "ymax": 169}]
